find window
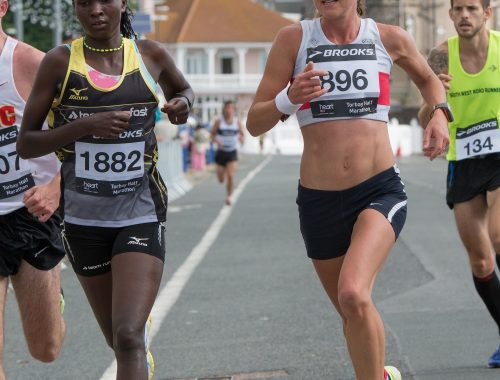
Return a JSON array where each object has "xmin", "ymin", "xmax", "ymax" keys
[
  {"xmin": 221, "ymin": 57, "xmax": 233, "ymax": 74},
  {"xmin": 186, "ymin": 51, "xmax": 208, "ymax": 74}
]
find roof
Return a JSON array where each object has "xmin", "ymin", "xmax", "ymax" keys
[{"xmin": 153, "ymin": 0, "xmax": 296, "ymax": 43}]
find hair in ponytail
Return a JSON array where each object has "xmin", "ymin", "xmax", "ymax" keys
[{"xmin": 120, "ymin": 5, "xmax": 137, "ymax": 39}]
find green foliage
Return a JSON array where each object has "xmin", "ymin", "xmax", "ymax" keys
[{"xmin": 4, "ymin": 0, "xmax": 140, "ymax": 52}]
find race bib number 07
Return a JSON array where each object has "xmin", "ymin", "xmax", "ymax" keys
[{"xmin": 0, "ymin": 126, "xmax": 35, "ymax": 199}]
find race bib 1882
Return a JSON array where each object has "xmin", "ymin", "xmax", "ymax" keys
[{"xmin": 74, "ymin": 123, "xmax": 145, "ymax": 196}]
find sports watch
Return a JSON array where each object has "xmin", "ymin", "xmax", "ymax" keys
[{"xmin": 429, "ymin": 102, "xmax": 454, "ymax": 122}]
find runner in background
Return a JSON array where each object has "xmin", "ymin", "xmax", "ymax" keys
[
  {"xmin": 16, "ymin": 1, "xmax": 194, "ymax": 379},
  {"xmin": 418, "ymin": 0, "xmax": 500, "ymax": 368},
  {"xmin": 211, "ymin": 100, "xmax": 245, "ymax": 205},
  {"xmin": 0, "ymin": 1, "xmax": 66, "ymax": 378}
]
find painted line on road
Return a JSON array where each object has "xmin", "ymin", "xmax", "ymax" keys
[{"xmin": 99, "ymin": 155, "xmax": 273, "ymax": 379}]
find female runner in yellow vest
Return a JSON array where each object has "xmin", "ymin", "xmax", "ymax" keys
[{"xmin": 17, "ymin": 1, "xmax": 194, "ymax": 379}]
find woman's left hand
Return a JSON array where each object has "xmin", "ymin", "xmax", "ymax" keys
[{"xmin": 161, "ymin": 97, "xmax": 190, "ymax": 125}]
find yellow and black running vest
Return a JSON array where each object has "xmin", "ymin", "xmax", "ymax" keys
[
  {"xmin": 49, "ymin": 37, "xmax": 167, "ymax": 227},
  {"xmin": 447, "ymin": 30, "xmax": 500, "ymax": 161}
]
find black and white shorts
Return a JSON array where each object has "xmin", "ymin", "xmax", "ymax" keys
[
  {"xmin": 446, "ymin": 154, "xmax": 500, "ymax": 209},
  {"xmin": 296, "ymin": 165, "xmax": 408, "ymax": 260},
  {"xmin": 62, "ymin": 222, "xmax": 166, "ymax": 277},
  {"xmin": 0, "ymin": 207, "xmax": 65, "ymax": 277},
  {"xmin": 215, "ymin": 149, "xmax": 238, "ymax": 166}
]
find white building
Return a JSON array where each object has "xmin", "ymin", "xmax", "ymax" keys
[{"xmin": 149, "ymin": 0, "xmax": 294, "ymax": 124}]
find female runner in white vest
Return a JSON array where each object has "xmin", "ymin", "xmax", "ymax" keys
[
  {"xmin": 247, "ymin": 0, "xmax": 450, "ymax": 379},
  {"xmin": 17, "ymin": 1, "xmax": 194, "ymax": 379}
]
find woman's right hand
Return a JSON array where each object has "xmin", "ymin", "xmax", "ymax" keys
[
  {"xmin": 287, "ymin": 61, "xmax": 328, "ymax": 105},
  {"xmin": 86, "ymin": 110, "xmax": 131, "ymax": 138}
]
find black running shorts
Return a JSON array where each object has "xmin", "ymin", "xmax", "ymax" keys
[
  {"xmin": 0, "ymin": 207, "xmax": 65, "ymax": 277},
  {"xmin": 62, "ymin": 222, "xmax": 166, "ymax": 277},
  {"xmin": 297, "ymin": 165, "xmax": 408, "ymax": 260},
  {"xmin": 446, "ymin": 154, "xmax": 500, "ymax": 209},
  {"xmin": 215, "ymin": 149, "xmax": 238, "ymax": 166}
]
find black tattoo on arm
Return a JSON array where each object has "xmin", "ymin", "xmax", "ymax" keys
[{"xmin": 427, "ymin": 48, "xmax": 448, "ymax": 75}]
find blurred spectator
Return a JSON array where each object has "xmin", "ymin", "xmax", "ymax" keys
[
  {"xmin": 178, "ymin": 123, "xmax": 191, "ymax": 172},
  {"xmin": 190, "ymin": 123, "xmax": 210, "ymax": 172}
]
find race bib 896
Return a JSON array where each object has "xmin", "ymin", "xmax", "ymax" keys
[{"xmin": 305, "ymin": 44, "xmax": 380, "ymax": 118}]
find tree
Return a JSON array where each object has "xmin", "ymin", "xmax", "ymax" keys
[{"xmin": 5, "ymin": 0, "xmax": 139, "ymax": 52}]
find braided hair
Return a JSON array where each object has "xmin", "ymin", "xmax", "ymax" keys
[
  {"xmin": 121, "ymin": 5, "xmax": 137, "ymax": 39},
  {"xmin": 72, "ymin": 1, "xmax": 137, "ymax": 39}
]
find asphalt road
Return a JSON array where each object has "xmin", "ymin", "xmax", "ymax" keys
[{"xmin": 4, "ymin": 154, "xmax": 500, "ymax": 380}]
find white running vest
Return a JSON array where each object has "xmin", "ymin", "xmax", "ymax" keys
[
  {"xmin": 216, "ymin": 118, "xmax": 240, "ymax": 152},
  {"xmin": 0, "ymin": 37, "xmax": 59, "ymax": 215},
  {"xmin": 294, "ymin": 18, "xmax": 392, "ymax": 127}
]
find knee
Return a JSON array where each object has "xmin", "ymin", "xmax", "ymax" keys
[
  {"xmin": 469, "ymin": 254, "xmax": 495, "ymax": 277},
  {"xmin": 337, "ymin": 286, "xmax": 371, "ymax": 320},
  {"xmin": 113, "ymin": 323, "xmax": 144, "ymax": 353},
  {"xmin": 29, "ymin": 340, "xmax": 62, "ymax": 363}
]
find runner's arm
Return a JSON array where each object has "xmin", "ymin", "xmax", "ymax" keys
[
  {"xmin": 17, "ymin": 47, "xmax": 131, "ymax": 158},
  {"xmin": 380, "ymin": 24, "xmax": 449, "ymax": 160},
  {"xmin": 246, "ymin": 24, "xmax": 320, "ymax": 136},
  {"xmin": 138, "ymin": 40, "xmax": 194, "ymax": 125},
  {"xmin": 417, "ymin": 45, "xmax": 450, "ymax": 127}
]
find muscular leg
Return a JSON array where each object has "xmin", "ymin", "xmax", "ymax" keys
[
  {"xmin": 216, "ymin": 164, "xmax": 225, "ymax": 184},
  {"xmin": 112, "ymin": 252, "xmax": 163, "ymax": 380},
  {"xmin": 0, "ymin": 277, "xmax": 9, "ymax": 380},
  {"xmin": 11, "ymin": 261, "xmax": 65, "ymax": 362},
  {"xmin": 455, "ymin": 195, "xmax": 495, "ymax": 276},
  {"xmin": 487, "ymin": 188, "xmax": 500, "ymax": 261},
  {"xmin": 76, "ymin": 272, "xmax": 113, "ymax": 347},
  {"xmin": 454, "ymin": 195, "xmax": 500, "ymax": 332},
  {"xmin": 225, "ymin": 161, "xmax": 237, "ymax": 200},
  {"xmin": 313, "ymin": 209, "xmax": 395, "ymax": 380}
]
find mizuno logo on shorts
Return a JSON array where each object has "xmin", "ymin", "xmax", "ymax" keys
[{"xmin": 127, "ymin": 237, "xmax": 149, "ymax": 247}]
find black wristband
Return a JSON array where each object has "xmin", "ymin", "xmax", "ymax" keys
[{"xmin": 174, "ymin": 95, "xmax": 192, "ymax": 109}]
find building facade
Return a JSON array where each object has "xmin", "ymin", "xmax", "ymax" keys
[
  {"xmin": 150, "ymin": 0, "xmax": 499, "ymax": 124},
  {"xmin": 149, "ymin": 0, "xmax": 293, "ymax": 124}
]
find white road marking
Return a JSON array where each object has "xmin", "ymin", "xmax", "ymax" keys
[{"xmin": 99, "ymin": 156, "xmax": 272, "ymax": 379}]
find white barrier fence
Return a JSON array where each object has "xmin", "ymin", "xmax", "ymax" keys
[
  {"xmin": 156, "ymin": 139, "xmax": 193, "ymax": 203},
  {"xmin": 240, "ymin": 116, "xmax": 424, "ymax": 157},
  {"xmin": 154, "ymin": 117, "xmax": 424, "ymax": 203}
]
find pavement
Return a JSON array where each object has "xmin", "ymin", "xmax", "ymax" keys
[{"xmin": 3, "ymin": 153, "xmax": 500, "ymax": 380}]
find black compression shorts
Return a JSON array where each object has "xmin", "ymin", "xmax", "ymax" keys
[
  {"xmin": 297, "ymin": 165, "xmax": 408, "ymax": 260},
  {"xmin": 62, "ymin": 222, "xmax": 166, "ymax": 277}
]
